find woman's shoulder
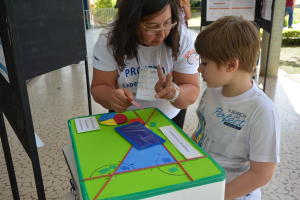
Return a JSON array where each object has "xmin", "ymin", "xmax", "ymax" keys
[
  {"xmin": 97, "ymin": 20, "xmax": 115, "ymax": 40},
  {"xmin": 178, "ymin": 23, "xmax": 194, "ymax": 46},
  {"xmin": 98, "ymin": 24, "xmax": 113, "ymax": 37},
  {"xmin": 95, "ymin": 25, "xmax": 114, "ymax": 49}
]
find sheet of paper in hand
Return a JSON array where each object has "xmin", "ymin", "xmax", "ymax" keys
[{"xmin": 136, "ymin": 67, "xmax": 158, "ymax": 101}]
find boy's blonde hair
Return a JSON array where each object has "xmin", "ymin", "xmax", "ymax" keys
[{"xmin": 195, "ymin": 16, "xmax": 260, "ymax": 73}]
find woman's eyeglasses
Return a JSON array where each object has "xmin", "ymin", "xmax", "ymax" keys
[{"xmin": 140, "ymin": 22, "xmax": 177, "ymax": 35}]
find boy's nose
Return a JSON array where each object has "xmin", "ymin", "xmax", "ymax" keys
[{"xmin": 198, "ymin": 65, "xmax": 203, "ymax": 73}]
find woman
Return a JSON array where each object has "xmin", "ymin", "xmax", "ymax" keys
[{"xmin": 91, "ymin": 0, "xmax": 200, "ymax": 129}]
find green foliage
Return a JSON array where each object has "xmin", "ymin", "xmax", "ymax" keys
[
  {"xmin": 259, "ymin": 28, "xmax": 300, "ymax": 47},
  {"xmin": 282, "ymin": 29, "xmax": 300, "ymax": 46},
  {"xmin": 191, "ymin": 10, "xmax": 197, "ymax": 13},
  {"xmin": 284, "ymin": 18, "xmax": 287, "ymax": 27},
  {"xmin": 282, "ymin": 29, "xmax": 300, "ymax": 38},
  {"xmin": 294, "ymin": 20, "xmax": 300, "ymax": 24},
  {"xmin": 92, "ymin": 0, "xmax": 116, "ymax": 25},
  {"xmin": 94, "ymin": 0, "xmax": 113, "ymax": 8},
  {"xmin": 91, "ymin": 7, "xmax": 118, "ymax": 25},
  {"xmin": 259, "ymin": 28, "xmax": 263, "ymax": 38},
  {"xmin": 190, "ymin": 1, "xmax": 201, "ymax": 8}
]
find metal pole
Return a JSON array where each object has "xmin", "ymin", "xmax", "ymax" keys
[
  {"xmin": 263, "ymin": 0, "xmax": 275, "ymax": 92},
  {"xmin": 263, "ymin": 35, "xmax": 271, "ymax": 92},
  {"xmin": 85, "ymin": 58, "xmax": 92, "ymax": 115},
  {"xmin": 27, "ymin": 127, "xmax": 46, "ymax": 200},
  {"xmin": 0, "ymin": 109, "xmax": 20, "ymax": 200}
]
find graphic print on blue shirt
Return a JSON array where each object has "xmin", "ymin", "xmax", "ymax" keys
[
  {"xmin": 122, "ymin": 66, "xmax": 166, "ymax": 89},
  {"xmin": 213, "ymin": 107, "xmax": 247, "ymax": 130},
  {"xmin": 195, "ymin": 115, "xmax": 205, "ymax": 146}
]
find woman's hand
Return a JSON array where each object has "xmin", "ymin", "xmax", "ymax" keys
[
  {"xmin": 109, "ymin": 88, "xmax": 134, "ymax": 113},
  {"xmin": 154, "ymin": 65, "xmax": 200, "ymax": 109},
  {"xmin": 154, "ymin": 65, "xmax": 176, "ymax": 100},
  {"xmin": 91, "ymin": 69, "xmax": 134, "ymax": 113}
]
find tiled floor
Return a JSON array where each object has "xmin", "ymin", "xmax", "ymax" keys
[{"xmin": 0, "ymin": 28, "xmax": 299, "ymax": 200}]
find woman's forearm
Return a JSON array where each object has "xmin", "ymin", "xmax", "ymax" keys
[
  {"xmin": 171, "ymin": 83, "xmax": 200, "ymax": 109},
  {"xmin": 91, "ymin": 69, "xmax": 119, "ymax": 110},
  {"xmin": 91, "ymin": 85, "xmax": 115, "ymax": 110},
  {"xmin": 170, "ymin": 72, "xmax": 200, "ymax": 109}
]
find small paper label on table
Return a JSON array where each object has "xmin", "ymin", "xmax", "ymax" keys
[
  {"xmin": 75, "ymin": 117, "xmax": 100, "ymax": 133},
  {"xmin": 136, "ymin": 67, "xmax": 158, "ymax": 102},
  {"xmin": 159, "ymin": 126, "xmax": 202, "ymax": 159}
]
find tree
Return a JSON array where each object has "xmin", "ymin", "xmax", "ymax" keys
[
  {"xmin": 91, "ymin": 0, "xmax": 117, "ymax": 26},
  {"xmin": 94, "ymin": 0, "xmax": 113, "ymax": 9}
]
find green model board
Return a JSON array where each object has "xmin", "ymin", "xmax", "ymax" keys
[{"xmin": 68, "ymin": 108, "xmax": 225, "ymax": 200}]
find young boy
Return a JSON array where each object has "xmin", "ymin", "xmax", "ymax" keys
[{"xmin": 191, "ymin": 16, "xmax": 280, "ymax": 200}]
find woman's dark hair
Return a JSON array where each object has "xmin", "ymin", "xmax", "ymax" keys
[{"xmin": 107, "ymin": 0, "xmax": 181, "ymax": 71}]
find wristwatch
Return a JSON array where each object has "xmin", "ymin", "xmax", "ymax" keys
[{"xmin": 167, "ymin": 83, "xmax": 180, "ymax": 102}]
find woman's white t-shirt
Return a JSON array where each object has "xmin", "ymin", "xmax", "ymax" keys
[{"xmin": 93, "ymin": 24, "xmax": 198, "ymax": 118}]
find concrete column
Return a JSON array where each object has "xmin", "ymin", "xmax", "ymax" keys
[{"xmin": 260, "ymin": 0, "xmax": 285, "ymax": 77}]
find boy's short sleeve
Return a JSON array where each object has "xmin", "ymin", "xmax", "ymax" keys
[
  {"xmin": 173, "ymin": 26, "xmax": 199, "ymax": 74},
  {"xmin": 249, "ymin": 110, "xmax": 280, "ymax": 163},
  {"xmin": 92, "ymin": 29, "xmax": 118, "ymax": 71}
]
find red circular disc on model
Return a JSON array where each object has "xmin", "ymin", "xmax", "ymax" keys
[{"xmin": 113, "ymin": 114, "xmax": 128, "ymax": 124}]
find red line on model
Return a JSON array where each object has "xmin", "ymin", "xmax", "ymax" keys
[
  {"xmin": 145, "ymin": 108, "xmax": 156, "ymax": 125},
  {"xmin": 133, "ymin": 110, "xmax": 146, "ymax": 124},
  {"xmin": 84, "ymin": 135, "xmax": 208, "ymax": 199},
  {"xmin": 162, "ymin": 143, "xmax": 193, "ymax": 181},
  {"xmin": 83, "ymin": 155, "xmax": 208, "ymax": 181},
  {"xmin": 93, "ymin": 145, "xmax": 133, "ymax": 200},
  {"xmin": 93, "ymin": 175, "xmax": 113, "ymax": 200}
]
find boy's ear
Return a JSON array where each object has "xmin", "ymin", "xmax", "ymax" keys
[{"xmin": 226, "ymin": 57, "xmax": 239, "ymax": 73}]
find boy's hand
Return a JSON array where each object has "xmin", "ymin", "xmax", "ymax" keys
[{"xmin": 154, "ymin": 65, "xmax": 176, "ymax": 100}]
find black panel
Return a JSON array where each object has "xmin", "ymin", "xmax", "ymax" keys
[
  {"xmin": 0, "ymin": 0, "xmax": 35, "ymax": 156},
  {"xmin": 0, "ymin": 0, "xmax": 87, "ymax": 155},
  {"xmin": 259, "ymin": 0, "xmax": 275, "ymax": 33},
  {"xmin": 0, "ymin": 1, "xmax": 86, "ymax": 198},
  {"xmin": 201, "ymin": 0, "xmax": 211, "ymax": 27},
  {"xmin": 12, "ymin": 0, "xmax": 87, "ymax": 80}
]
